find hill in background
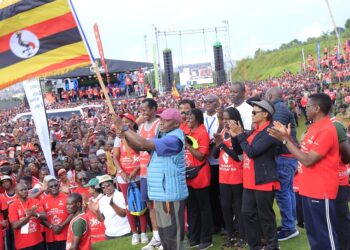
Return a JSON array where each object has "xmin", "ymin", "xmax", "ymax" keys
[{"xmin": 232, "ymin": 19, "xmax": 350, "ymax": 81}]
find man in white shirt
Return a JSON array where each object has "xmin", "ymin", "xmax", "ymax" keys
[
  {"xmin": 229, "ymin": 83, "xmax": 253, "ymax": 131},
  {"xmin": 203, "ymin": 94, "xmax": 224, "ymax": 233}
]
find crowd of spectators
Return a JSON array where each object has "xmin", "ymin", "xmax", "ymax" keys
[{"xmin": 0, "ymin": 63, "xmax": 349, "ymax": 250}]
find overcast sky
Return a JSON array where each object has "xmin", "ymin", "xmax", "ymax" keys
[{"xmin": 72, "ymin": 0, "xmax": 349, "ymax": 67}]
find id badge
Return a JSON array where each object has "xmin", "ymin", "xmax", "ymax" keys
[{"xmin": 20, "ymin": 223, "xmax": 29, "ymax": 234}]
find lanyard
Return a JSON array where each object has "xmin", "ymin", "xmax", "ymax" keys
[{"xmin": 205, "ymin": 117, "xmax": 216, "ymax": 135}]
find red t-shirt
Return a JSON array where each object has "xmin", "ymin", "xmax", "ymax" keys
[
  {"xmin": 180, "ymin": 122, "xmax": 191, "ymax": 135},
  {"xmin": 138, "ymin": 119, "xmax": 160, "ymax": 177},
  {"xmin": 243, "ymin": 122, "xmax": 280, "ymax": 191},
  {"xmin": 219, "ymin": 129, "xmax": 243, "ymax": 185},
  {"xmin": 66, "ymin": 213, "xmax": 91, "ymax": 250},
  {"xmin": 185, "ymin": 124, "xmax": 211, "ymax": 189},
  {"xmin": 40, "ymin": 193, "xmax": 69, "ymax": 242},
  {"xmin": 86, "ymin": 195, "xmax": 106, "ymax": 244},
  {"xmin": 9, "ymin": 198, "xmax": 44, "ymax": 249},
  {"xmin": 72, "ymin": 186, "xmax": 91, "ymax": 200},
  {"xmin": 2, "ymin": 191, "xmax": 17, "ymax": 206},
  {"xmin": 298, "ymin": 116, "xmax": 340, "ymax": 199}
]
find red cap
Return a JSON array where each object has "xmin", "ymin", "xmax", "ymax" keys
[
  {"xmin": 57, "ymin": 169, "xmax": 66, "ymax": 176},
  {"xmin": 120, "ymin": 113, "xmax": 136, "ymax": 123},
  {"xmin": 0, "ymin": 160, "xmax": 9, "ymax": 166}
]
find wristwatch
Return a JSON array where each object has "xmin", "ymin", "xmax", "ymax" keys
[
  {"xmin": 282, "ymin": 139, "xmax": 288, "ymax": 145},
  {"xmin": 35, "ymin": 213, "xmax": 40, "ymax": 219},
  {"xmin": 118, "ymin": 169, "xmax": 123, "ymax": 174},
  {"xmin": 121, "ymin": 125, "xmax": 129, "ymax": 132}
]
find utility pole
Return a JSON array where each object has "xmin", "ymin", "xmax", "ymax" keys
[
  {"xmin": 152, "ymin": 25, "xmax": 163, "ymax": 94},
  {"xmin": 144, "ymin": 35, "xmax": 149, "ymax": 62}
]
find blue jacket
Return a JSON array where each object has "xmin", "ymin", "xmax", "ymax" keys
[
  {"xmin": 272, "ymin": 98, "xmax": 298, "ymax": 155},
  {"xmin": 147, "ymin": 128, "xmax": 189, "ymax": 202}
]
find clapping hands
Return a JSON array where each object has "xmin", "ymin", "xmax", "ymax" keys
[
  {"xmin": 267, "ymin": 121, "xmax": 291, "ymax": 141},
  {"xmin": 228, "ymin": 120, "xmax": 243, "ymax": 137}
]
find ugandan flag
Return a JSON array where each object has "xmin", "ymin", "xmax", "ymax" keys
[
  {"xmin": 171, "ymin": 80, "xmax": 180, "ymax": 99},
  {"xmin": 0, "ymin": 0, "xmax": 91, "ymax": 90}
]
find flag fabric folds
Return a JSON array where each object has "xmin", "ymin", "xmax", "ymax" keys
[
  {"xmin": 171, "ymin": 81, "xmax": 180, "ymax": 99},
  {"xmin": 0, "ymin": 0, "xmax": 91, "ymax": 90}
]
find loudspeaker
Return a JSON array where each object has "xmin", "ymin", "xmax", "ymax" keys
[
  {"xmin": 163, "ymin": 49, "xmax": 174, "ymax": 92},
  {"xmin": 213, "ymin": 42, "xmax": 226, "ymax": 85}
]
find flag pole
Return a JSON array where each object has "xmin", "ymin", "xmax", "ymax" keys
[{"xmin": 93, "ymin": 61, "xmax": 115, "ymax": 114}]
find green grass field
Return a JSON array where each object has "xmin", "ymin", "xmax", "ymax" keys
[{"xmin": 93, "ymin": 117, "xmax": 310, "ymax": 250}]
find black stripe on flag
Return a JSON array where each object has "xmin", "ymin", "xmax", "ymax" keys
[
  {"xmin": 0, "ymin": 0, "xmax": 54, "ymax": 22},
  {"xmin": 0, "ymin": 27, "xmax": 82, "ymax": 69}
]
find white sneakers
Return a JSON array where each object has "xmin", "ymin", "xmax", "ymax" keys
[
  {"xmin": 141, "ymin": 237, "xmax": 162, "ymax": 250},
  {"xmin": 132, "ymin": 234, "xmax": 140, "ymax": 245},
  {"xmin": 141, "ymin": 233, "xmax": 149, "ymax": 244}
]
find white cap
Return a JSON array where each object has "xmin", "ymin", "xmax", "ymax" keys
[{"xmin": 96, "ymin": 149, "xmax": 106, "ymax": 156}]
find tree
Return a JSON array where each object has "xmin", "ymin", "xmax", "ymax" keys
[
  {"xmin": 345, "ymin": 18, "xmax": 350, "ymax": 30},
  {"xmin": 330, "ymin": 27, "xmax": 345, "ymax": 36}
]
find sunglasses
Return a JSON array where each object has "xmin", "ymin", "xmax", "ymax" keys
[
  {"xmin": 77, "ymin": 178, "xmax": 88, "ymax": 182},
  {"xmin": 252, "ymin": 110, "xmax": 265, "ymax": 115},
  {"xmin": 48, "ymin": 184, "xmax": 59, "ymax": 188}
]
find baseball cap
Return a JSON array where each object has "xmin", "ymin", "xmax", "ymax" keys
[
  {"xmin": 96, "ymin": 149, "xmax": 106, "ymax": 156},
  {"xmin": 120, "ymin": 113, "xmax": 136, "ymax": 123},
  {"xmin": 186, "ymin": 136, "xmax": 199, "ymax": 149},
  {"xmin": 0, "ymin": 175, "xmax": 12, "ymax": 182},
  {"xmin": 57, "ymin": 168, "xmax": 66, "ymax": 176},
  {"xmin": 84, "ymin": 178, "xmax": 99, "ymax": 188},
  {"xmin": 43, "ymin": 175, "xmax": 57, "ymax": 183},
  {"xmin": 156, "ymin": 108, "xmax": 181, "ymax": 123}
]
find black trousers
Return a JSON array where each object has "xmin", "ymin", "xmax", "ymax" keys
[
  {"xmin": 19, "ymin": 242, "xmax": 45, "ymax": 250},
  {"xmin": 209, "ymin": 164, "xmax": 224, "ymax": 230},
  {"xmin": 336, "ymin": 185, "xmax": 350, "ymax": 250},
  {"xmin": 47, "ymin": 241, "xmax": 66, "ymax": 250},
  {"xmin": 220, "ymin": 183, "xmax": 245, "ymax": 240},
  {"xmin": 241, "ymin": 188, "xmax": 279, "ymax": 250},
  {"xmin": 187, "ymin": 186, "xmax": 213, "ymax": 244},
  {"xmin": 295, "ymin": 192, "xmax": 304, "ymax": 226}
]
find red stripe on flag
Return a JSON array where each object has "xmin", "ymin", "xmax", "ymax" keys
[
  {"xmin": 19, "ymin": 55, "xmax": 89, "ymax": 80},
  {"xmin": 0, "ymin": 12, "xmax": 77, "ymax": 53}
]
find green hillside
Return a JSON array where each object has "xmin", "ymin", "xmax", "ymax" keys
[{"xmin": 232, "ymin": 32, "xmax": 349, "ymax": 81}]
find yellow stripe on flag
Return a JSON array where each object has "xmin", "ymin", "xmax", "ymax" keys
[
  {"xmin": 0, "ymin": 41, "xmax": 88, "ymax": 84},
  {"xmin": 0, "ymin": 0, "xmax": 71, "ymax": 37},
  {"xmin": 0, "ymin": 0, "xmax": 21, "ymax": 10}
]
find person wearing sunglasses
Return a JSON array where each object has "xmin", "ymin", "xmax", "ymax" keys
[
  {"xmin": 72, "ymin": 171, "xmax": 90, "ymax": 200},
  {"xmin": 179, "ymin": 99, "xmax": 195, "ymax": 135},
  {"xmin": 229, "ymin": 100, "xmax": 280, "ymax": 250},
  {"xmin": 96, "ymin": 175, "xmax": 130, "ymax": 240},
  {"xmin": 40, "ymin": 176, "xmax": 72, "ymax": 250}
]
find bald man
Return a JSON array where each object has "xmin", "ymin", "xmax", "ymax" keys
[
  {"xmin": 265, "ymin": 88, "xmax": 299, "ymax": 241},
  {"xmin": 9, "ymin": 183, "xmax": 47, "ymax": 250}
]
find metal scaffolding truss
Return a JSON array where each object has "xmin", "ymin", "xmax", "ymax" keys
[{"xmin": 152, "ymin": 21, "xmax": 233, "ymax": 92}]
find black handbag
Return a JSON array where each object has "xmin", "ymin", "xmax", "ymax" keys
[{"xmin": 185, "ymin": 162, "xmax": 206, "ymax": 179}]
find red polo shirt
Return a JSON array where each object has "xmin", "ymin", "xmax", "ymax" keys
[
  {"xmin": 185, "ymin": 124, "xmax": 211, "ymax": 189},
  {"xmin": 243, "ymin": 122, "xmax": 280, "ymax": 191},
  {"xmin": 9, "ymin": 198, "xmax": 44, "ymax": 249},
  {"xmin": 40, "ymin": 192, "xmax": 69, "ymax": 243},
  {"xmin": 298, "ymin": 116, "xmax": 339, "ymax": 199}
]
